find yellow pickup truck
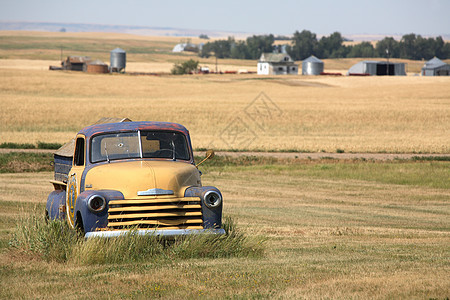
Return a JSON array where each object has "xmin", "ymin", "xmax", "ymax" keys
[{"xmin": 46, "ymin": 120, "xmax": 224, "ymax": 238}]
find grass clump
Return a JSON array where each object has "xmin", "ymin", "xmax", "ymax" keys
[
  {"xmin": 9, "ymin": 210, "xmax": 82, "ymax": 262},
  {"xmin": 74, "ymin": 217, "xmax": 265, "ymax": 265},
  {"xmin": 169, "ymin": 216, "xmax": 265, "ymax": 260},
  {"xmin": 10, "ymin": 213, "xmax": 265, "ymax": 265}
]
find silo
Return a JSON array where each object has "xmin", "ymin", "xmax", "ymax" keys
[
  {"xmin": 110, "ymin": 48, "xmax": 126, "ymax": 73},
  {"xmin": 302, "ymin": 55, "xmax": 324, "ymax": 75}
]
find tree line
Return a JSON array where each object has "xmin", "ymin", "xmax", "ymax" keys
[{"xmin": 199, "ymin": 30, "xmax": 450, "ymax": 61}]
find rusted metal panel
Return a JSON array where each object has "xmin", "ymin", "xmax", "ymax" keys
[{"xmin": 87, "ymin": 60, "xmax": 109, "ymax": 74}]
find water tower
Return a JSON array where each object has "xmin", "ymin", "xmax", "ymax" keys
[{"xmin": 110, "ymin": 48, "xmax": 126, "ymax": 73}]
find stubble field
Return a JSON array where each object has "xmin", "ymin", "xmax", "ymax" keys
[{"xmin": 0, "ymin": 31, "xmax": 449, "ymax": 299}]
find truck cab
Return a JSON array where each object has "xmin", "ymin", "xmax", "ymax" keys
[{"xmin": 46, "ymin": 121, "xmax": 224, "ymax": 238}]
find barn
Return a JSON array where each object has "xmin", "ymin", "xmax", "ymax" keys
[
  {"xmin": 421, "ymin": 57, "xmax": 450, "ymax": 76},
  {"xmin": 257, "ymin": 53, "xmax": 298, "ymax": 75},
  {"xmin": 348, "ymin": 61, "xmax": 406, "ymax": 76},
  {"xmin": 62, "ymin": 56, "xmax": 92, "ymax": 72}
]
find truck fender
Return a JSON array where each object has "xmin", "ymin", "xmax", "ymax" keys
[
  {"xmin": 185, "ymin": 186, "xmax": 223, "ymax": 229},
  {"xmin": 74, "ymin": 190, "xmax": 124, "ymax": 233},
  {"xmin": 46, "ymin": 189, "xmax": 66, "ymax": 220}
]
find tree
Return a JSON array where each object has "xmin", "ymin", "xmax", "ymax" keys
[
  {"xmin": 246, "ymin": 35, "xmax": 274, "ymax": 59},
  {"xmin": 199, "ymin": 38, "xmax": 234, "ymax": 59},
  {"xmin": 171, "ymin": 59, "xmax": 199, "ymax": 75},
  {"xmin": 318, "ymin": 32, "xmax": 344, "ymax": 58},
  {"xmin": 399, "ymin": 33, "xmax": 417, "ymax": 59},
  {"xmin": 289, "ymin": 30, "xmax": 318, "ymax": 60},
  {"xmin": 230, "ymin": 41, "xmax": 250, "ymax": 59},
  {"xmin": 347, "ymin": 42, "xmax": 375, "ymax": 58},
  {"xmin": 376, "ymin": 37, "xmax": 400, "ymax": 58}
]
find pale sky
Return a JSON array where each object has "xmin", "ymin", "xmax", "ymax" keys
[{"xmin": 0, "ymin": 0, "xmax": 449, "ymax": 36}]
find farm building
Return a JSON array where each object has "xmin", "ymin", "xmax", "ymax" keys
[
  {"xmin": 348, "ymin": 61, "xmax": 406, "ymax": 76},
  {"xmin": 62, "ymin": 56, "xmax": 92, "ymax": 71},
  {"xmin": 302, "ymin": 55, "xmax": 324, "ymax": 75},
  {"xmin": 257, "ymin": 53, "xmax": 298, "ymax": 75},
  {"xmin": 421, "ymin": 57, "xmax": 450, "ymax": 76}
]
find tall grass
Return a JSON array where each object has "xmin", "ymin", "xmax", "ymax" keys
[
  {"xmin": 9, "ymin": 212, "xmax": 265, "ymax": 265},
  {"xmin": 9, "ymin": 209, "xmax": 81, "ymax": 262}
]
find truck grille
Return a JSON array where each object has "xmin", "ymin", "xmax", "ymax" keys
[{"xmin": 107, "ymin": 197, "xmax": 203, "ymax": 230}]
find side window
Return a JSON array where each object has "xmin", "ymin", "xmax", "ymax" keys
[{"xmin": 74, "ymin": 137, "xmax": 85, "ymax": 166}]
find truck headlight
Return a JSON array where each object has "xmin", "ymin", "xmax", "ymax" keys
[
  {"xmin": 87, "ymin": 195, "xmax": 106, "ymax": 212},
  {"xmin": 203, "ymin": 191, "xmax": 222, "ymax": 208}
]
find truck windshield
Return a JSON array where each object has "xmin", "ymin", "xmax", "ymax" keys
[{"xmin": 91, "ymin": 131, "xmax": 190, "ymax": 163}]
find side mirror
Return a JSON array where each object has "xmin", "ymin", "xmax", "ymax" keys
[{"xmin": 195, "ymin": 149, "xmax": 215, "ymax": 167}]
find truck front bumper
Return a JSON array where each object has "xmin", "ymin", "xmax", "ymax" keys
[{"xmin": 84, "ymin": 228, "xmax": 226, "ymax": 239}]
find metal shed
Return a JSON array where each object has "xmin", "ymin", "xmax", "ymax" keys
[
  {"xmin": 421, "ymin": 57, "xmax": 450, "ymax": 76},
  {"xmin": 302, "ymin": 55, "xmax": 324, "ymax": 75},
  {"xmin": 348, "ymin": 61, "xmax": 406, "ymax": 76}
]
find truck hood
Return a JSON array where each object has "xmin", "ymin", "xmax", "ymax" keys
[{"xmin": 84, "ymin": 160, "xmax": 201, "ymax": 198}]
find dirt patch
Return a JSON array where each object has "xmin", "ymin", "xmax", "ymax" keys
[{"xmin": 267, "ymin": 79, "xmax": 332, "ymax": 87}]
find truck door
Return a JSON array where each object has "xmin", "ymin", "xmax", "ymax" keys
[{"xmin": 67, "ymin": 136, "xmax": 85, "ymax": 228}]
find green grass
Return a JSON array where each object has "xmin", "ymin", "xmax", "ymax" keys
[
  {"xmin": 0, "ymin": 152, "xmax": 53, "ymax": 173},
  {"xmin": 0, "ymin": 142, "xmax": 62, "ymax": 149},
  {"xmin": 37, "ymin": 141, "xmax": 62, "ymax": 150},
  {"xmin": 0, "ymin": 142, "xmax": 36, "ymax": 149},
  {"xmin": 198, "ymin": 155, "xmax": 450, "ymax": 189},
  {"xmin": 9, "ymin": 209, "xmax": 80, "ymax": 262},
  {"xmin": 9, "ymin": 212, "xmax": 264, "ymax": 265},
  {"xmin": 1, "ymin": 157, "xmax": 449, "ymax": 298}
]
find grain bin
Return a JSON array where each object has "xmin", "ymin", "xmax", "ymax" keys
[
  {"xmin": 87, "ymin": 59, "xmax": 108, "ymax": 74},
  {"xmin": 302, "ymin": 55, "xmax": 324, "ymax": 75},
  {"xmin": 110, "ymin": 48, "xmax": 126, "ymax": 73}
]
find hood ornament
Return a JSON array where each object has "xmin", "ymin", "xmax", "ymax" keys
[{"xmin": 137, "ymin": 188, "xmax": 174, "ymax": 196}]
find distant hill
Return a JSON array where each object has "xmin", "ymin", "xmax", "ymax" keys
[
  {"xmin": 1, "ymin": 21, "xmax": 448, "ymax": 41},
  {"xmin": 0, "ymin": 21, "xmax": 250, "ymax": 38}
]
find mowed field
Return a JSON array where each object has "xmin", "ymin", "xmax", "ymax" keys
[
  {"xmin": 0, "ymin": 31, "xmax": 449, "ymax": 299},
  {"xmin": 0, "ymin": 159, "xmax": 449, "ymax": 298}
]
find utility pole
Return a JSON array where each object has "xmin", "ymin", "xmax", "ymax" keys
[{"xmin": 386, "ymin": 48, "xmax": 390, "ymax": 75}]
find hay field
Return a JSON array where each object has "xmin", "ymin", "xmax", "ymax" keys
[
  {"xmin": 0, "ymin": 31, "xmax": 449, "ymax": 153},
  {"xmin": 0, "ymin": 31, "xmax": 256, "ymax": 73},
  {"xmin": 1, "ymin": 67, "xmax": 449, "ymax": 153}
]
